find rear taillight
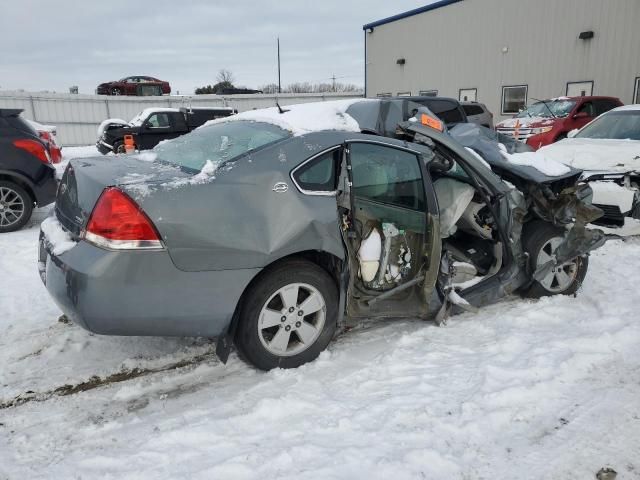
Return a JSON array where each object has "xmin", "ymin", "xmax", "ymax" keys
[
  {"xmin": 84, "ymin": 187, "xmax": 163, "ymax": 250},
  {"xmin": 13, "ymin": 138, "xmax": 51, "ymax": 164}
]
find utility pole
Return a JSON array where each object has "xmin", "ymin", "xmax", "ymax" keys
[
  {"xmin": 277, "ymin": 37, "xmax": 281, "ymax": 94},
  {"xmin": 331, "ymin": 74, "xmax": 336, "ymax": 92}
]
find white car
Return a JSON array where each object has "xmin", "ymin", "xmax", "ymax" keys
[{"xmin": 538, "ymin": 105, "xmax": 640, "ymax": 227}]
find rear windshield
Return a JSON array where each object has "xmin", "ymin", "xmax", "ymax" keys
[{"xmin": 152, "ymin": 120, "xmax": 291, "ymax": 171}]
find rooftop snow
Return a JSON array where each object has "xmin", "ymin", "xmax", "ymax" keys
[{"xmin": 203, "ymin": 99, "xmax": 370, "ymax": 136}]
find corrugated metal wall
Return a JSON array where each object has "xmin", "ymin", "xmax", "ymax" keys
[
  {"xmin": 0, "ymin": 92, "xmax": 362, "ymax": 146},
  {"xmin": 365, "ymin": 0, "xmax": 640, "ymax": 120}
]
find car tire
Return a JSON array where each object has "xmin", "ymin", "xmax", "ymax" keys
[
  {"xmin": 0, "ymin": 181, "xmax": 33, "ymax": 233},
  {"xmin": 113, "ymin": 141, "xmax": 126, "ymax": 154},
  {"xmin": 522, "ymin": 221, "xmax": 588, "ymax": 298},
  {"xmin": 235, "ymin": 260, "xmax": 338, "ymax": 370},
  {"xmin": 111, "ymin": 88, "xmax": 122, "ymax": 96}
]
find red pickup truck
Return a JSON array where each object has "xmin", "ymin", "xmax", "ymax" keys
[{"xmin": 495, "ymin": 96, "xmax": 622, "ymax": 150}]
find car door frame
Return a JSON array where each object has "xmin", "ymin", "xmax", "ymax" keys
[{"xmin": 340, "ymin": 137, "xmax": 442, "ymax": 319}]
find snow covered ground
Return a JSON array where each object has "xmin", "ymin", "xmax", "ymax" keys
[{"xmin": 1, "ymin": 147, "xmax": 640, "ymax": 479}]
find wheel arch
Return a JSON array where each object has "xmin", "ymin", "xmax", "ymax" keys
[
  {"xmin": 0, "ymin": 172, "xmax": 37, "ymax": 204},
  {"xmin": 215, "ymin": 249, "xmax": 345, "ymax": 363}
]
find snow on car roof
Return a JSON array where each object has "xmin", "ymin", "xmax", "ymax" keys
[
  {"xmin": 129, "ymin": 108, "xmax": 181, "ymax": 126},
  {"xmin": 203, "ymin": 99, "xmax": 372, "ymax": 136},
  {"xmin": 611, "ymin": 104, "xmax": 640, "ymax": 112}
]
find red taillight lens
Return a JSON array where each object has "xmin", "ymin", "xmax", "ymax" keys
[
  {"xmin": 85, "ymin": 187, "xmax": 162, "ymax": 249},
  {"xmin": 13, "ymin": 138, "xmax": 51, "ymax": 164}
]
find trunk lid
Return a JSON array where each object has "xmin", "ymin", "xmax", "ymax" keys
[{"xmin": 55, "ymin": 155, "xmax": 192, "ymax": 238}]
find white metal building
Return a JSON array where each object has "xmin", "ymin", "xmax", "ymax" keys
[{"xmin": 363, "ymin": 0, "xmax": 640, "ymax": 120}]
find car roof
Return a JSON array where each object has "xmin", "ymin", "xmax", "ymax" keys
[{"xmin": 609, "ymin": 104, "xmax": 640, "ymax": 112}]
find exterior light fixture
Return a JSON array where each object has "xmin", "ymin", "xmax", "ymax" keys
[
  {"xmin": 579, "ymin": 30, "xmax": 594, "ymax": 40},
  {"xmin": 396, "ymin": 58, "xmax": 406, "ymax": 65}
]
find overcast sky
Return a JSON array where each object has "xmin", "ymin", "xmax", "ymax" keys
[{"xmin": 0, "ymin": 0, "xmax": 427, "ymax": 95}]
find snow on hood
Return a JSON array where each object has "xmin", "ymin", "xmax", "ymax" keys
[
  {"xmin": 202, "ymin": 99, "xmax": 371, "ymax": 136},
  {"xmin": 498, "ymin": 144, "xmax": 571, "ymax": 176},
  {"xmin": 97, "ymin": 118, "xmax": 128, "ymax": 137},
  {"xmin": 539, "ymin": 138, "xmax": 640, "ymax": 173},
  {"xmin": 496, "ymin": 116, "xmax": 555, "ymax": 128}
]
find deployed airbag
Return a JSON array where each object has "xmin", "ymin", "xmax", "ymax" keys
[{"xmin": 434, "ymin": 178, "xmax": 476, "ymax": 237}]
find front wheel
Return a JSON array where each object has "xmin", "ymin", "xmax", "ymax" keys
[
  {"xmin": 235, "ymin": 260, "xmax": 338, "ymax": 370},
  {"xmin": 522, "ymin": 221, "xmax": 588, "ymax": 298},
  {"xmin": 113, "ymin": 141, "xmax": 126, "ymax": 154}
]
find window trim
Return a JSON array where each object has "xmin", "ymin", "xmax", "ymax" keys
[
  {"xmin": 566, "ymin": 80, "xmax": 594, "ymax": 97},
  {"xmin": 634, "ymin": 77, "xmax": 640, "ymax": 104},
  {"xmin": 419, "ymin": 89, "xmax": 438, "ymax": 97},
  {"xmin": 290, "ymin": 146, "xmax": 341, "ymax": 196},
  {"xmin": 501, "ymin": 84, "xmax": 528, "ymax": 115},
  {"xmin": 458, "ymin": 87, "xmax": 477, "ymax": 102}
]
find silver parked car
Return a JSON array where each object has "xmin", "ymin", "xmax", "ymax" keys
[
  {"xmin": 39, "ymin": 99, "xmax": 606, "ymax": 370},
  {"xmin": 461, "ymin": 101, "xmax": 494, "ymax": 129}
]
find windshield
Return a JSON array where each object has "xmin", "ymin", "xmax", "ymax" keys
[
  {"xmin": 516, "ymin": 99, "xmax": 576, "ymax": 119},
  {"xmin": 152, "ymin": 120, "xmax": 291, "ymax": 171},
  {"xmin": 576, "ymin": 111, "xmax": 640, "ymax": 140}
]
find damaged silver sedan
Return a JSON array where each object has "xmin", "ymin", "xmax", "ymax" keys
[{"xmin": 39, "ymin": 99, "xmax": 606, "ymax": 370}]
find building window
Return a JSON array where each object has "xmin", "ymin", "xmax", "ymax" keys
[
  {"xmin": 459, "ymin": 88, "xmax": 477, "ymax": 102},
  {"xmin": 566, "ymin": 81, "xmax": 593, "ymax": 97},
  {"xmin": 397, "ymin": 91, "xmax": 411, "ymax": 97},
  {"xmin": 377, "ymin": 92, "xmax": 392, "ymax": 98},
  {"xmin": 501, "ymin": 85, "xmax": 528, "ymax": 115},
  {"xmin": 419, "ymin": 90, "xmax": 438, "ymax": 97},
  {"xmin": 634, "ymin": 77, "xmax": 640, "ymax": 104}
]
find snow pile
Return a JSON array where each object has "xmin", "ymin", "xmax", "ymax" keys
[
  {"xmin": 40, "ymin": 216, "xmax": 76, "ymax": 255},
  {"xmin": 499, "ymin": 145, "xmax": 572, "ymax": 176},
  {"xmin": 539, "ymin": 138, "xmax": 640, "ymax": 172},
  {"xmin": 203, "ymin": 99, "xmax": 370, "ymax": 136}
]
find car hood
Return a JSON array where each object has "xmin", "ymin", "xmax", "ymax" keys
[
  {"xmin": 539, "ymin": 138, "xmax": 640, "ymax": 173},
  {"xmin": 496, "ymin": 116, "xmax": 557, "ymax": 129}
]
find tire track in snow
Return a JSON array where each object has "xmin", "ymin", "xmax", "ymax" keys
[{"xmin": 0, "ymin": 348, "xmax": 218, "ymax": 409}]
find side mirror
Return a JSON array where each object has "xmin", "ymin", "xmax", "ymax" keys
[
  {"xmin": 573, "ymin": 111, "xmax": 589, "ymax": 119},
  {"xmin": 567, "ymin": 129, "xmax": 579, "ymax": 139}
]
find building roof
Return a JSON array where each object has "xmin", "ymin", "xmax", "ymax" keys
[{"xmin": 362, "ymin": 0, "xmax": 464, "ymax": 30}]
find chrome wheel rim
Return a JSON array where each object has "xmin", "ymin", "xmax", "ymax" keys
[
  {"xmin": 258, "ymin": 282, "xmax": 326, "ymax": 357},
  {"xmin": 536, "ymin": 237, "xmax": 579, "ymax": 292},
  {"xmin": 0, "ymin": 186, "xmax": 25, "ymax": 227}
]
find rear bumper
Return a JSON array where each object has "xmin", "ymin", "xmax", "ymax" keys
[
  {"xmin": 33, "ymin": 167, "xmax": 58, "ymax": 206},
  {"xmin": 38, "ymin": 231, "xmax": 260, "ymax": 337}
]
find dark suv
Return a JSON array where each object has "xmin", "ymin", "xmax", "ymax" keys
[{"xmin": 0, "ymin": 109, "xmax": 58, "ymax": 232}]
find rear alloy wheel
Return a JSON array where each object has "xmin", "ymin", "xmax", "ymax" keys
[
  {"xmin": 235, "ymin": 260, "xmax": 337, "ymax": 370},
  {"xmin": 111, "ymin": 88, "xmax": 122, "ymax": 96},
  {"xmin": 0, "ymin": 181, "xmax": 33, "ymax": 233},
  {"xmin": 523, "ymin": 221, "xmax": 588, "ymax": 298}
]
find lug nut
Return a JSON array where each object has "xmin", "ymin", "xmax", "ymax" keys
[
  {"xmin": 295, "ymin": 321, "xmax": 301, "ymax": 328},
  {"xmin": 289, "ymin": 307, "xmax": 295, "ymax": 313},
  {"xmin": 285, "ymin": 325, "xmax": 291, "ymax": 331},
  {"xmin": 297, "ymin": 310, "xmax": 303, "ymax": 316},
  {"xmin": 281, "ymin": 316, "xmax": 286, "ymax": 322}
]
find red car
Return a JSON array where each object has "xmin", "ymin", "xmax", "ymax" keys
[
  {"xmin": 96, "ymin": 76, "xmax": 171, "ymax": 96},
  {"xmin": 495, "ymin": 96, "xmax": 622, "ymax": 150}
]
